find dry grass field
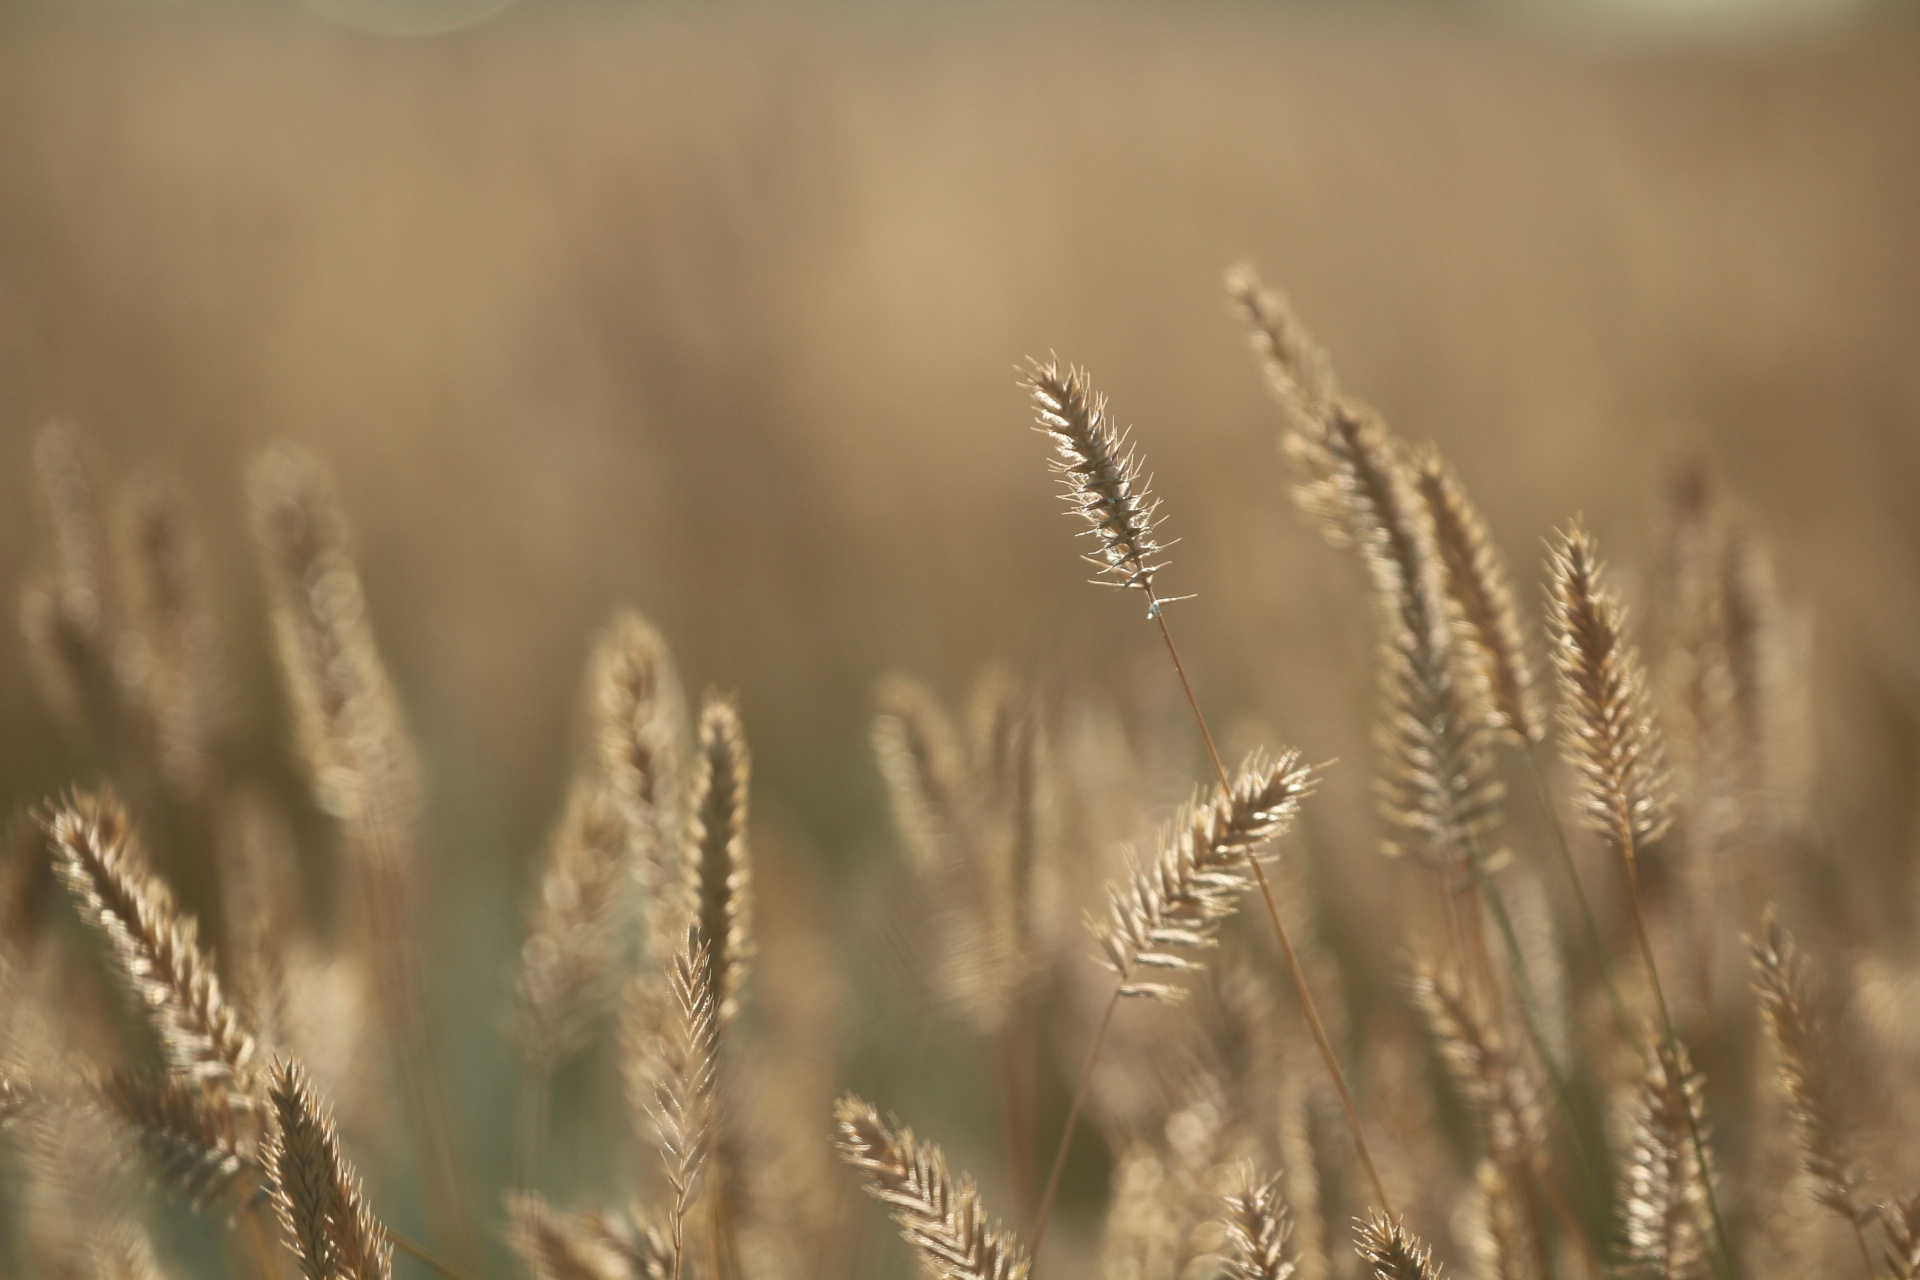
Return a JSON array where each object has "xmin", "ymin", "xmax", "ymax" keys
[{"xmin": 0, "ymin": 5, "xmax": 1918, "ymax": 1280}]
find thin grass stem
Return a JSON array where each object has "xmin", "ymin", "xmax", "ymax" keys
[
  {"xmin": 1148, "ymin": 591, "xmax": 1395, "ymax": 1218},
  {"xmin": 1618, "ymin": 837, "xmax": 1740, "ymax": 1280},
  {"xmin": 1522, "ymin": 743, "xmax": 1635, "ymax": 1043},
  {"xmin": 1029, "ymin": 988, "xmax": 1119, "ymax": 1256}
]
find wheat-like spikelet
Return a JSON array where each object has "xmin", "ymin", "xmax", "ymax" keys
[
  {"xmin": 969, "ymin": 673, "xmax": 1048, "ymax": 961},
  {"xmin": 20, "ymin": 427, "xmax": 131, "ymax": 749},
  {"xmin": 648, "ymin": 927, "xmax": 718, "ymax": 1276},
  {"xmin": 874, "ymin": 676, "xmax": 971, "ymax": 874},
  {"xmin": 90, "ymin": 1223, "xmax": 173, "ymax": 1280},
  {"xmin": 0, "ymin": 1071, "xmax": 31, "ymax": 1126},
  {"xmin": 875, "ymin": 673, "xmax": 1038, "ymax": 1034},
  {"xmin": 1881, "ymin": 1193, "xmax": 1920, "ymax": 1280},
  {"xmin": 1546, "ymin": 522, "xmax": 1671, "ymax": 856},
  {"xmin": 579, "ymin": 1207, "xmax": 674, "ymax": 1280},
  {"xmin": 1750, "ymin": 912, "xmax": 1866, "ymax": 1225},
  {"xmin": 97, "ymin": 1069, "xmax": 256, "ymax": 1212},
  {"xmin": 44, "ymin": 793, "xmax": 257, "ymax": 1096},
  {"xmin": 248, "ymin": 446, "xmax": 418, "ymax": 833},
  {"xmin": 687, "ymin": 697, "xmax": 751, "ymax": 1024},
  {"xmin": 1023, "ymin": 358, "xmax": 1168, "ymax": 606},
  {"xmin": 1224, "ymin": 266, "xmax": 1340, "ymax": 428},
  {"xmin": 1409, "ymin": 966, "xmax": 1541, "ymax": 1165},
  {"xmin": 1467, "ymin": 1159, "xmax": 1538, "ymax": 1280},
  {"xmin": 1222, "ymin": 1166, "xmax": 1296, "ymax": 1280},
  {"xmin": 1619, "ymin": 1043, "xmax": 1712, "ymax": 1280},
  {"xmin": 591, "ymin": 611, "xmax": 687, "ymax": 953},
  {"xmin": 513, "ymin": 781, "xmax": 631, "ymax": 1071},
  {"xmin": 1354, "ymin": 1212, "xmax": 1444, "ymax": 1280},
  {"xmin": 265, "ymin": 1059, "xmax": 391, "ymax": 1280},
  {"xmin": 835, "ymin": 1094, "xmax": 1032, "ymax": 1280},
  {"xmin": 1103, "ymin": 1146, "xmax": 1180, "ymax": 1280},
  {"xmin": 506, "ymin": 1193, "xmax": 636, "ymax": 1280},
  {"xmin": 1287, "ymin": 397, "xmax": 1499, "ymax": 870},
  {"xmin": 1092, "ymin": 752, "xmax": 1313, "ymax": 1001},
  {"xmin": 123, "ymin": 482, "xmax": 223, "ymax": 801},
  {"xmin": 1413, "ymin": 450, "xmax": 1542, "ymax": 746}
]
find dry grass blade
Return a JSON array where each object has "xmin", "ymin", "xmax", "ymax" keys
[
  {"xmin": 1354, "ymin": 1212, "xmax": 1444, "ymax": 1280},
  {"xmin": 688, "ymin": 698, "xmax": 751, "ymax": 1024},
  {"xmin": 1092, "ymin": 752, "xmax": 1313, "ymax": 1001},
  {"xmin": 44, "ymin": 792, "xmax": 257, "ymax": 1095},
  {"xmin": 1620, "ymin": 1043, "xmax": 1712, "ymax": 1280},
  {"xmin": 1409, "ymin": 965, "xmax": 1540, "ymax": 1164},
  {"xmin": 1546, "ymin": 522, "xmax": 1671, "ymax": 856},
  {"xmin": 1222, "ymin": 1167, "xmax": 1296, "ymax": 1280},
  {"xmin": 1749, "ymin": 913, "xmax": 1868, "ymax": 1227},
  {"xmin": 249, "ymin": 446, "xmax": 418, "ymax": 832},
  {"xmin": 1414, "ymin": 449, "xmax": 1542, "ymax": 746},
  {"xmin": 97, "ymin": 1069, "xmax": 256, "ymax": 1212},
  {"xmin": 836, "ymin": 1094, "xmax": 1032, "ymax": 1280},
  {"xmin": 513, "ymin": 781, "xmax": 631, "ymax": 1071},
  {"xmin": 1023, "ymin": 358, "xmax": 1168, "ymax": 605},
  {"xmin": 265, "ymin": 1059, "xmax": 391, "ymax": 1280},
  {"xmin": 591, "ymin": 611, "xmax": 687, "ymax": 953}
]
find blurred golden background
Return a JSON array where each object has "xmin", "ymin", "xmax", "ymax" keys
[{"xmin": 1, "ymin": 3, "xmax": 1917, "ymax": 1275}]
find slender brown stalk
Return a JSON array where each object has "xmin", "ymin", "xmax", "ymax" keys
[
  {"xmin": 1023, "ymin": 355, "xmax": 1394, "ymax": 1226},
  {"xmin": 1029, "ymin": 988, "xmax": 1118, "ymax": 1257},
  {"xmin": 836, "ymin": 1094, "xmax": 1032, "ymax": 1280},
  {"xmin": 1147, "ymin": 597, "xmax": 1395, "ymax": 1217}
]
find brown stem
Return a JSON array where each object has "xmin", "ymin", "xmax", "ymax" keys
[
  {"xmin": 1028, "ymin": 988, "xmax": 1120, "ymax": 1257},
  {"xmin": 1147, "ymin": 592, "xmax": 1396, "ymax": 1218},
  {"xmin": 1618, "ymin": 830, "xmax": 1739, "ymax": 1280}
]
